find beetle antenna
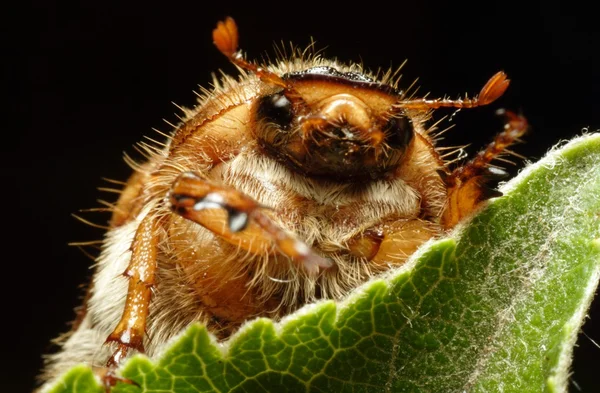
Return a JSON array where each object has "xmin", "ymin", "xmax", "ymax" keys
[
  {"xmin": 213, "ymin": 17, "xmax": 290, "ymax": 89},
  {"xmin": 393, "ymin": 71, "xmax": 510, "ymax": 111}
]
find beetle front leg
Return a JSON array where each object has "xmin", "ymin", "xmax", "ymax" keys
[
  {"xmin": 168, "ymin": 172, "xmax": 331, "ymax": 275},
  {"xmin": 441, "ymin": 110, "xmax": 528, "ymax": 229},
  {"xmin": 104, "ymin": 214, "xmax": 159, "ymax": 367},
  {"xmin": 348, "ymin": 219, "xmax": 439, "ymax": 266}
]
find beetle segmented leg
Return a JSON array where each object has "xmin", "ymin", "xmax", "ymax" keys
[
  {"xmin": 169, "ymin": 172, "xmax": 331, "ymax": 274},
  {"xmin": 104, "ymin": 215, "xmax": 159, "ymax": 367},
  {"xmin": 441, "ymin": 110, "xmax": 529, "ymax": 229},
  {"xmin": 95, "ymin": 367, "xmax": 139, "ymax": 392},
  {"xmin": 348, "ymin": 219, "xmax": 439, "ymax": 265}
]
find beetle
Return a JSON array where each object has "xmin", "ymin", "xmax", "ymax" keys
[{"xmin": 40, "ymin": 16, "xmax": 527, "ymax": 390}]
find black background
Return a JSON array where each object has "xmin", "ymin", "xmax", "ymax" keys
[{"xmin": 5, "ymin": 1, "xmax": 600, "ymax": 392}]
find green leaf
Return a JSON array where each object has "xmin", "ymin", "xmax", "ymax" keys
[{"xmin": 46, "ymin": 134, "xmax": 600, "ymax": 393}]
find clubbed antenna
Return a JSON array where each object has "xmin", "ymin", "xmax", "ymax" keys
[
  {"xmin": 395, "ymin": 71, "xmax": 510, "ymax": 110},
  {"xmin": 213, "ymin": 17, "xmax": 289, "ymax": 89}
]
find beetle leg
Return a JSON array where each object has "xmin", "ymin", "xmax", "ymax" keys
[
  {"xmin": 348, "ymin": 219, "xmax": 439, "ymax": 265},
  {"xmin": 95, "ymin": 367, "xmax": 139, "ymax": 393},
  {"xmin": 169, "ymin": 172, "xmax": 331, "ymax": 275},
  {"xmin": 441, "ymin": 110, "xmax": 528, "ymax": 229},
  {"xmin": 104, "ymin": 214, "xmax": 159, "ymax": 367}
]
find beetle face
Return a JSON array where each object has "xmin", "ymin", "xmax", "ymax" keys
[{"xmin": 254, "ymin": 66, "xmax": 414, "ymax": 181}]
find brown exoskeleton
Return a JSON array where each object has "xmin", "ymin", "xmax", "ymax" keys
[{"xmin": 40, "ymin": 17, "xmax": 527, "ymax": 390}]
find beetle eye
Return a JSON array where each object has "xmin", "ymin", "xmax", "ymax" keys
[
  {"xmin": 383, "ymin": 116, "xmax": 414, "ymax": 149},
  {"xmin": 257, "ymin": 93, "xmax": 294, "ymax": 130}
]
